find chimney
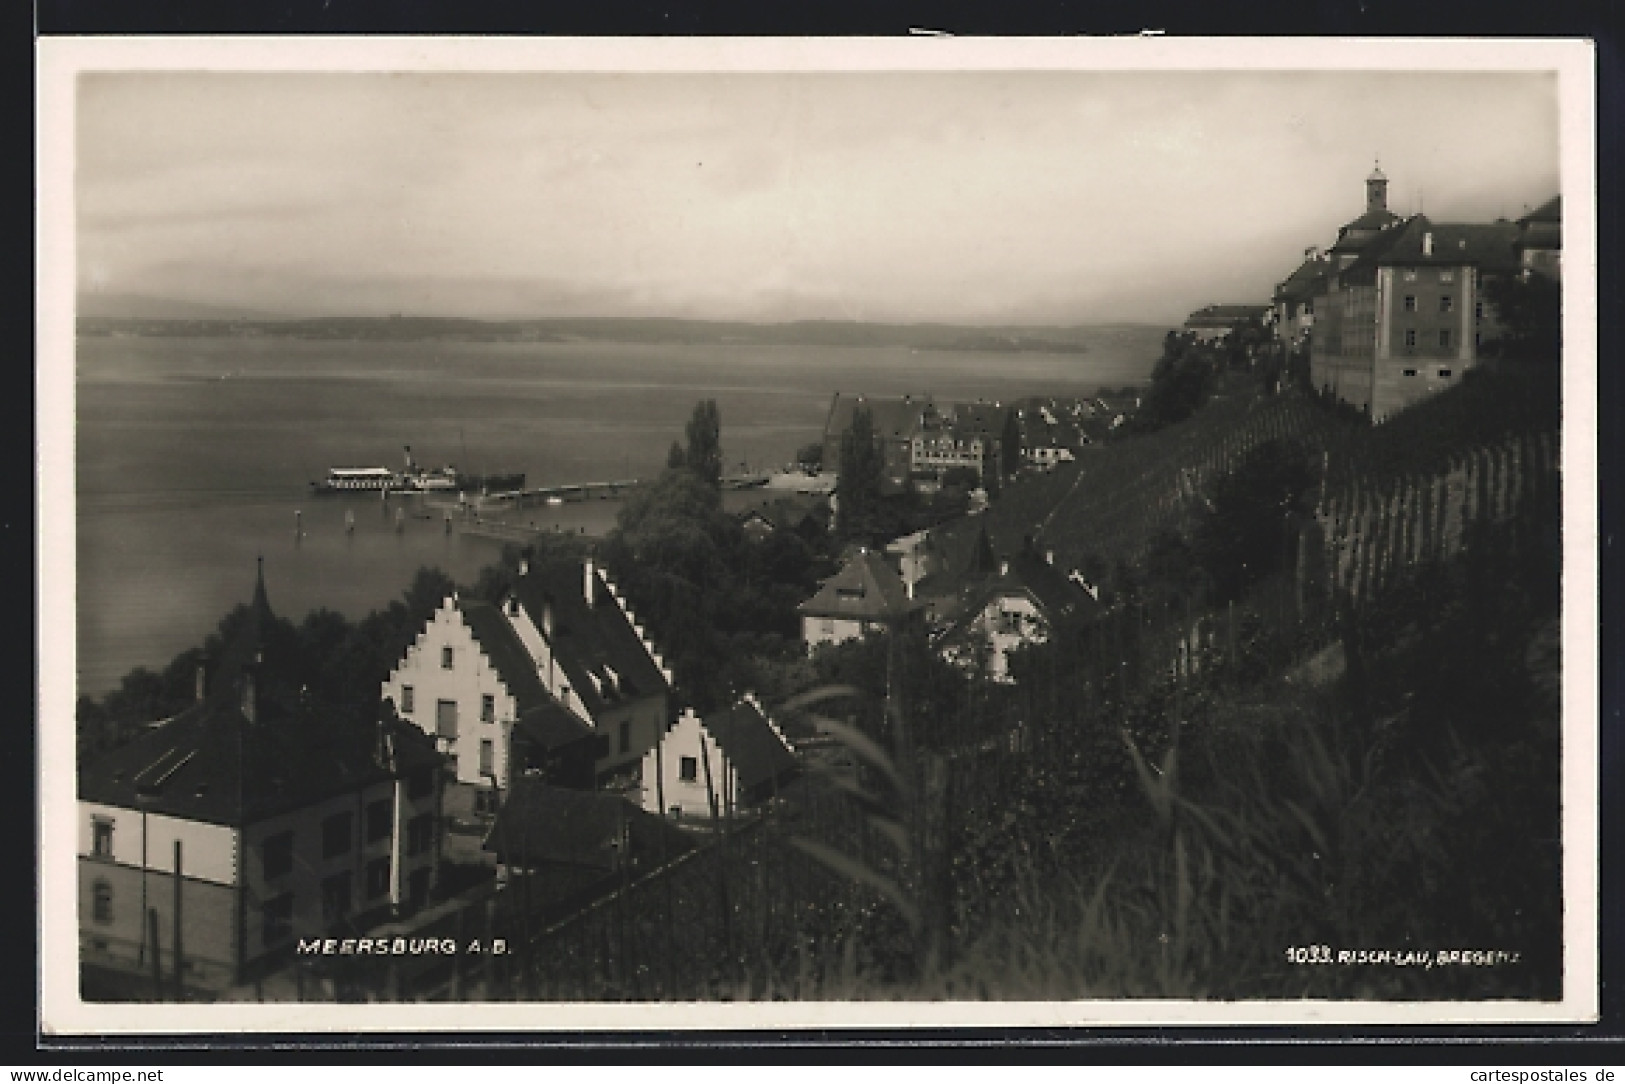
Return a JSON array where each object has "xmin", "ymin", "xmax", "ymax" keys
[
  {"xmin": 999, "ymin": 558, "xmax": 1010, "ymax": 577},
  {"xmin": 583, "ymin": 552, "xmax": 595, "ymax": 606},
  {"xmin": 542, "ymin": 600, "xmax": 554, "ymax": 638},
  {"xmin": 1422, "ymin": 232, "xmax": 1433, "ymax": 256},
  {"xmin": 518, "ymin": 557, "xmax": 529, "ymax": 577},
  {"xmin": 1045, "ymin": 549, "xmax": 1055, "ymax": 566}
]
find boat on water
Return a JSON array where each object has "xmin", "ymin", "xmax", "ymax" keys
[{"xmin": 311, "ymin": 445, "xmax": 525, "ymax": 496}]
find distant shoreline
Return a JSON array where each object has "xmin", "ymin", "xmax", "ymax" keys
[{"xmin": 73, "ymin": 314, "xmax": 1167, "ymax": 354}]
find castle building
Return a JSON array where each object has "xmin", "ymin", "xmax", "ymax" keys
[{"xmin": 1305, "ymin": 169, "xmax": 1555, "ymax": 421}]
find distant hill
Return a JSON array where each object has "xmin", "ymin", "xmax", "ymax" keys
[
  {"xmin": 74, "ymin": 310, "xmax": 1167, "ymax": 355},
  {"xmin": 75, "ymin": 292, "xmax": 284, "ymax": 322}
]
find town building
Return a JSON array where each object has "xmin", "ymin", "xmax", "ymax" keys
[
  {"xmin": 1515, "ymin": 196, "xmax": 1562, "ymax": 280},
  {"xmin": 1182, "ymin": 304, "xmax": 1271, "ymax": 344},
  {"xmin": 797, "ymin": 546, "xmax": 923, "ymax": 650},
  {"xmin": 79, "ymin": 564, "xmax": 444, "ymax": 994},
  {"xmin": 383, "ymin": 554, "xmax": 673, "ymax": 825},
  {"xmin": 1299, "ymin": 169, "xmax": 1558, "ymax": 421},
  {"xmin": 821, "ymin": 392, "xmax": 936, "ymax": 490},
  {"xmin": 1272, "ymin": 248, "xmax": 1331, "ymax": 349},
  {"xmin": 1309, "ymin": 212, "xmax": 1524, "ymax": 421},
  {"xmin": 934, "ymin": 548, "xmax": 1102, "ymax": 682},
  {"xmin": 641, "ymin": 697, "xmax": 799, "ymax": 821}
]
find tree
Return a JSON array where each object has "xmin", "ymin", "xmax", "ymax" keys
[
  {"xmin": 1482, "ymin": 273, "xmax": 1561, "ymax": 363},
  {"xmin": 682, "ymin": 399, "xmax": 723, "ymax": 486},
  {"xmin": 1193, "ymin": 438, "xmax": 1316, "ymax": 603},
  {"xmin": 666, "ymin": 440, "xmax": 687, "ymax": 470},
  {"xmin": 1134, "ymin": 332, "xmax": 1215, "ymax": 432},
  {"xmin": 836, "ymin": 407, "xmax": 885, "ymax": 540}
]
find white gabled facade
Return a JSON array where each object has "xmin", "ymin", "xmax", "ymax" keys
[
  {"xmin": 381, "ymin": 597, "xmax": 517, "ymax": 792},
  {"xmin": 942, "ymin": 589, "xmax": 1050, "ymax": 683},
  {"xmin": 641, "ymin": 709, "xmax": 740, "ymax": 821}
]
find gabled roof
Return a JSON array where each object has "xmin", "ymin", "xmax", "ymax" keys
[
  {"xmin": 1274, "ymin": 256, "xmax": 1330, "ymax": 303},
  {"xmin": 1184, "ymin": 304, "xmax": 1269, "ymax": 328},
  {"xmin": 823, "ymin": 393, "xmax": 935, "ymax": 445},
  {"xmin": 506, "ymin": 558, "xmax": 671, "ymax": 719},
  {"xmin": 483, "ymin": 779, "xmax": 691, "ymax": 869},
  {"xmin": 1347, "ymin": 214, "xmax": 1521, "ymax": 275},
  {"xmin": 1519, "ymin": 196, "xmax": 1560, "ymax": 226},
  {"xmin": 909, "ymin": 519, "xmax": 1000, "ymax": 605},
  {"xmin": 798, "ymin": 547, "xmax": 921, "ymax": 622},
  {"xmin": 79, "ymin": 567, "xmax": 440, "ymax": 825},
  {"xmin": 457, "ymin": 598, "xmax": 551, "ymax": 715},
  {"xmin": 950, "ymin": 401, "xmax": 1009, "ymax": 437},
  {"xmin": 937, "ymin": 550, "xmax": 1102, "ymax": 640},
  {"xmin": 702, "ymin": 699, "xmax": 798, "ymax": 791},
  {"xmin": 514, "ymin": 697, "xmax": 600, "ymax": 755},
  {"xmin": 1332, "ymin": 207, "xmax": 1402, "ymax": 242}
]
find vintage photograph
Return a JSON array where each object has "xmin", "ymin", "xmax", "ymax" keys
[{"xmin": 37, "ymin": 39, "xmax": 1597, "ymax": 1032}]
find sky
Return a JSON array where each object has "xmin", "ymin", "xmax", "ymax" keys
[{"xmin": 74, "ymin": 69, "xmax": 1561, "ymax": 326}]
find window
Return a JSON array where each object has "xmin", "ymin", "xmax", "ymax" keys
[
  {"xmin": 679, "ymin": 756, "xmax": 699, "ymax": 782},
  {"xmin": 321, "ymin": 872, "xmax": 351, "ymax": 923},
  {"xmin": 1439, "ymin": 270, "xmax": 1455, "ymax": 283},
  {"xmin": 91, "ymin": 817, "xmax": 114, "ymax": 859},
  {"xmin": 1403, "ymin": 269, "xmax": 1417, "ymax": 282},
  {"xmin": 262, "ymin": 830, "xmax": 293, "ymax": 880},
  {"xmin": 1439, "ymin": 330, "xmax": 1452, "ymax": 349},
  {"xmin": 406, "ymin": 768, "xmax": 435, "ymax": 801},
  {"xmin": 619, "ymin": 721, "xmax": 631, "ymax": 755},
  {"xmin": 435, "ymin": 700, "xmax": 458, "ymax": 741},
  {"xmin": 479, "ymin": 739, "xmax": 494, "ymax": 776},
  {"xmin": 820, "ymin": 619, "xmax": 836, "ymax": 637},
  {"xmin": 441, "ymin": 646, "xmax": 454, "ymax": 670},
  {"xmin": 998, "ymin": 609, "xmax": 1022, "ymax": 635},
  {"xmin": 1439, "ymin": 295, "xmax": 1454, "ymax": 313},
  {"xmin": 1475, "ymin": 301, "xmax": 1485, "ymax": 319},
  {"xmin": 92, "ymin": 880, "xmax": 113, "ymax": 924},
  {"xmin": 366, "ymin": 799, "xmax": 392, "ymax": 843},
  {"xmin": 1403, "ymin": 368, "xmax": 1418, "ymax": 377},
  {"xmin": 400, "ymin": 686, "xmax": 414, "ymax": 714},
  {"xmin": 1404, "ymin": 329, "xmax": 1417, "ymax": 349},
  {"xmin": 1475, "ymin": 332, "xmax": 1482, "ymax": 347},
  {"xmin": 321, "ymin": 812, "xmax": 352, "ymax": 859},
  {"xmin": 263, "ymin": 894, "xmax": 294, "ymax": 946},
  {"xmin": 365, "ymin": 857, "xmax": 391, "ymax": 900},
  {"xmin": 406, "ymin": 813, "xmax": 435, "ymax": 857},
  {"xmin": 1438, "ymin": 369, "xmax": 1453, "ymax": 379},
  {"xmin": 474, "ymin": 789, "xmax": 499, "ymax": 817},
  {"xmin": 481, "ymin": 694, "xmax": 495, "ymax": 723},
  {"xmin": 1402, "ymin": 295, "xmax": 1417, "ymax": 312}
]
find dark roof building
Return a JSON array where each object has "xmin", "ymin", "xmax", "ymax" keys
[{"xmin": 80, "ymin": 564, "xmax": 440, "ymax": 827}]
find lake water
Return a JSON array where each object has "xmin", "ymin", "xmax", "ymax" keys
[{"xmin": 73, "ymin": 332, "xmax": 1161, "ymax": 697}]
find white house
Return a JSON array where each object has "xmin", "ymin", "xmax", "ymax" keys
[
  {"xmin": 936, "ymin": 550, "xmax": 1102, "ymax": 683},
  {"xmin": 797, "ymin": 547, "xmax": 923, "ymax": 651},
  {"xmin": 642, "ymin": 698, "xmax": 798, "ymax": 822},
  {"xmin": 384, "ymin": 555, "xmax": 675, "ymax": 811}
]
